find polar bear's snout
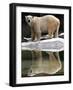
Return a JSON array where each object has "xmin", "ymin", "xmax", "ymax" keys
[{"xmin": 28, "ymin": 19, "xmax": 30, "ymax": 22}]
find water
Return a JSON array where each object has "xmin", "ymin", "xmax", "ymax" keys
[{"xmin": 21, "ymin": 50, "xmax": 64, "ymax": 77}]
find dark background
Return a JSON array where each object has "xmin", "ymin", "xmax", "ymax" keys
[{"xmin": 21, "ymin": 12, "xmax": 64, "ymax": 42}]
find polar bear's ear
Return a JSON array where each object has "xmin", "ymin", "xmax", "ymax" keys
[
  {"xmin": 25, "ymin": 16, "xmax": 27, "ymax": 19},
  {"xmin": 32, "ymin": 16, "xmax": 34, "ymax": 18}
]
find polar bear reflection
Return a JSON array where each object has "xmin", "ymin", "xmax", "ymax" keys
[{"xmin": 27, "ymin": 51, "xmax": 62, "ymax": 76}]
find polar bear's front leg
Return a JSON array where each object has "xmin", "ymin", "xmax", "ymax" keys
[
  {"xmin": 33, "ymin": 22, "xmax": 41, "ymax": 41},
  {"xmin": 36, "ymin": 32, "xmax": 41, "ymax": 41}
]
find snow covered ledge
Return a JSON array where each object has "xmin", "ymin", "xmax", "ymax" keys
[{"xmin": 21, "ymin": 38, "xmax": 64, "ymax": 52}]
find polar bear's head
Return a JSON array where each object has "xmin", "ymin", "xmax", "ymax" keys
[{"xmin": 25, "ymin": 15, "xmax": 33, "ymax": 26}]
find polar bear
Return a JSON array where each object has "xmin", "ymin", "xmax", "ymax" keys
[{"xmin": 25, "ymin": 15, "xmax": 60, "ymax": 41}]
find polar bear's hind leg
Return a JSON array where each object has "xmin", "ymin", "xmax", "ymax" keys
[{"xmin": 54, "ymin": 21, "xmax": 60, "ymax": 38}]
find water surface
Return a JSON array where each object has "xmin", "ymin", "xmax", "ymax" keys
[{"xmin": 21, "ymin": 50, "xmax": 64, "ymax": 77}]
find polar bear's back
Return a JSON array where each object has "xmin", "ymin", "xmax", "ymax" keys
[
  {"xmin": 39, "ymin": 15, "xmax": 60, "ymax": 32},
  {"xmin": 40, "ymin": 15, "xmax": 59, "ymax": 22}
]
